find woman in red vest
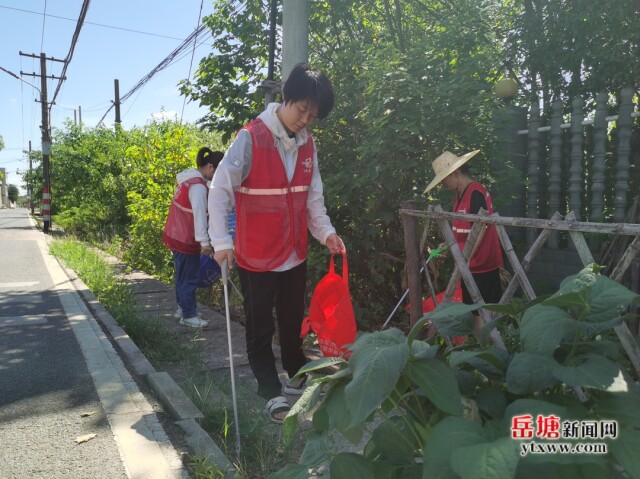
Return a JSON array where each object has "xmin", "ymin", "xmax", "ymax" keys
[
  {"xmin": 208, "ymin": 64, "xmax": 344, "ymax": 423},
  {"xmin": 424, "ymin": 150, "xmax": 503, "ymax": 309},
  {"xmin": 163, "ymin": 147, "xmax": 223, "ymax": 328}
]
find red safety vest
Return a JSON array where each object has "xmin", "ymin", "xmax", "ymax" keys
[
  {"xmin": 452, "ymin": 182, "xmax": 503, "ymax": 273},
  {"xmin": 234, "ymin": 119, "xmax": 315, "ymax": 271},
  {"xmin": 163, "ymin": 176, "xmax": 206, "ymax": 255}
]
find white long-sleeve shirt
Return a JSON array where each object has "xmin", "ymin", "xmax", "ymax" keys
[
  {"xmin": 176, "ymin": 168, "xmax": 210, "ymax": 247},
  {"xmin": 208, "ymin": 102, "xmax": 336, "ymax": 271}
]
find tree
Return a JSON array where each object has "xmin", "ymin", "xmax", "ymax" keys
[
  {"xmin": 178, "ymin": 0, "xmax": 274, "ymax": 142},
  {"xmin": 181, "ymin": 0, "xmax": 511, "ymax": 323},
  {"xmin": 8, "ymin": 185, "xmax": 18, "ymax": 203},
  {"xmin": 507, "ymin": 0, "xmax": 640, "ymax": 108}
]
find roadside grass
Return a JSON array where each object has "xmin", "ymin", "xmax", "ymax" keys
[
  {"xmin": 49, "ymin": 238, "xmax": 199, "ymax": 364},
  {"xmin": 184, "ymin": 371, "xmax": 304, "ymax": 478},
  {"xmin": 50, "ymin": 237, "xmax": 305, "ymax": 478}
]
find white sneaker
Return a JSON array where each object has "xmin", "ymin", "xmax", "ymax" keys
[
  {"xmin": 174, "ymin": 307, "xmax": 183, "ymax": 319},
  {"xmin": 179, "ymin": 316, "xmax": 209, "ymax": 328}
]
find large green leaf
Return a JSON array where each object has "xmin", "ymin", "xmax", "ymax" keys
[
  {"xmin": 331, "ymin": 452, "xmax": 376, "ymax": 478},
  {"xmin": 423, "ymin": 302, "xmax": 479, "ymax": 337},
  {"xmin": 475, "ymin": 388, "xmax": 508, "ymax": 420},
  {"xmin": 575, "ymin": 339, "xmax": 623, "ymax": 361},
  {"xmin": 578, "ymin": 315, "xmax": 624, "ymax": 336},
  {"xmin": 585, "ymin": 275, "xmax": 639, "ymax": 323},
  {"xmin": 552, "ymin": 354, "xmax": 620, "ymax": 390},
  {"xmin": 298, "ymin": 357, "xmax": 347, "ymax": 376},
  {"xmin": 609, "ymin": 426, "xmax": 640, "ymax": 479},
  {"xmin": 519, "ymin": 305, "xmax": 578, "ymax": 353},
  {"xmin": 449, "ymin": 348, "xmax": 510, "ymax": 377},
  {"xmin": 515, "ymin": 461, "xmax": 614, "ymax": 478},
  {"xmin": 267, "ymin": 463, "xmax": 310, "ymax": 479},
  {"xmin": 423, "ymin": 417, "xmax": 489, "ymax": 479},
  {"xmin": 595, "ymin": 387, "xmax": 640, "ymax": 428},
  {"xmin": 323, "ymin": 381, "xmax": 361, "ymax": 438},
  {"xmin": 299, "ymin": 430, "xmax": 331, "ymax": 466},
  {"xmin": 506, "ymin": 352, "xmax": 559, "ymax": 394},
  {"xmin": 405, "ymin": 358, "xmax": 463, "ymax": 415},
  {"xmin": 284, "ymin": 382, "xmax": 324, "ymax": 442},
  {"xmin": 410, "ymin": 339, "xmax": 438, "ymax": 359},
  {"xmin": 371, "ymin": 416, "xmax": 421, "ymax": 464},
  {"xmin": 345, "ymin": 329, "xmax": 410, "ymax": 427},
  {"xmin": 451, "ymin": 437, "xmax": 520, "ymax": 479}
]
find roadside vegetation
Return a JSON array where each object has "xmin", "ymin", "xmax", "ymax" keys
[
  {"xmin": 49, "ymin": 237, "xmax": 305, "ymax": 478},
  {"xmin": 31, "ymin": 1, "xmax": 640, "ymax": 477}
]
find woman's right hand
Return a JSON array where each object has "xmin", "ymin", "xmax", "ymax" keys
[{"xmin": 214, "ymin": 249, "xmax": 234, "ymax": 269}]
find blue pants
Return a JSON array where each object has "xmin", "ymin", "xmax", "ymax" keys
[{"xmin": 173, "ymin": 250, "xmax": 200, "ymax": 318}]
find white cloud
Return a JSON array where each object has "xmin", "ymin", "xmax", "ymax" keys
[{"xmin": 150, "ymin": 110, "xmax": 178, "ymax": 122}]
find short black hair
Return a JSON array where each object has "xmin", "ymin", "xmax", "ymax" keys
[
  {"xmin": 282, "ymin": 63, "xmax": 334, "ymax": 120},
  {"xmin": 196, "ymin": 147, "xmax": 224, "ymax": 168}
]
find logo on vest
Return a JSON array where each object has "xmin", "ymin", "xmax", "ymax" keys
[{"xmin": 302, "ymin": 157, "xmax": 313, "ymax": 173}]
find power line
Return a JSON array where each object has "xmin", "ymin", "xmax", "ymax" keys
[
  {"xmin": 0, "ymin": 5, "xmax": 185, "ymax": 41},
  {"xmin": 97, "ymin": 24, "xmax": 209, "ymax": 126},
  {"xmin": 181, "ymin": 0, "xmax": 205, "ymax": 123},
  {"xmin": 50, "ymin": 0, "xmax": 91, "ymax": 110},
  {"xmin": 40, "ymin": 0, "xmax": 47, "ymax": 52}
]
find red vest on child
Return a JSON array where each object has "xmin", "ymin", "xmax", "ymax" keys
[
  {"xmin": 234, "ymin": 119, "xmax": 315, "ymax": 271},
  {"xmin": 163, "ymin": 176, "xmax": 206, "ymax": 255},
  {"xmin": 452, "ymin": 182, "xmax": 502, "ymax": 273}
]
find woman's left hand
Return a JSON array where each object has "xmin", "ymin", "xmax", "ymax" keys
[{"xmin": 325, "ymin": 233, "xmax": 345, "ymax": 254}]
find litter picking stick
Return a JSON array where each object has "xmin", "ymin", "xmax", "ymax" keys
[
  {"xmin": 222, "ymin": 259, "xmax": 241, "ymax": 457},
  {"xmin": 381, "ymin": 245, "xmax": 448, "ymax": 330}
]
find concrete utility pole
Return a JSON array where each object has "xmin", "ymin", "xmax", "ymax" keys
[
  {"xmin": 20, "ymin": 51, "xmax": 65, "ymax": 233},
  {"xmin": 281, "ymin": 0, "xmax": 309, "ymax": 82},
  {"xmin": 114, "ymin": 79, "xmax": 121, "ymax": 125},
  {"xmin": 29, "ymin": 140, "xmax": 34, "ymax": 215}
]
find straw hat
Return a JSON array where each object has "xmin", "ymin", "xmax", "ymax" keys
[{"xmin": 423, "ymin": 149, "xmax": 480, "ymax": 193}]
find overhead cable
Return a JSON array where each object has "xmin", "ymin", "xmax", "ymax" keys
[
  {"xmin": 50, "ymin": 0, "xmax": 91, "ymax": 110},
  {"xmin": 97, "ymin": 24, "xmax": 208, "ymax": 126}
]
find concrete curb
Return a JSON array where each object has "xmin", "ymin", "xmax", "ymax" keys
[{"xmin": 59, "ymin": 260, "xmax": 234, "ymax": 475}]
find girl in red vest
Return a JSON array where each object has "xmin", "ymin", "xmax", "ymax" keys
[
  {"xmin": 424, "ymin": 150, "xmax": 503, "ymax": 310},
  {"xmin": 163, "ymin": 147, "xmax": 223, "ymax": 328},
  {"xmin": 207, "ymin": 64, "xmax": 345, "ymax": 423}
]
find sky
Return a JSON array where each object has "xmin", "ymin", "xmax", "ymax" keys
[{"xmin": 0, "ymin": 0, "xmax": 216, "ymax": 194}]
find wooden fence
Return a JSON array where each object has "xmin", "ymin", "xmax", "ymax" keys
[{"xmin": 400, "ymin": 201, "xmax": 640, "ymax": 377}]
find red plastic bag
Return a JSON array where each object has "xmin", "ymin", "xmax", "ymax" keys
[{"xmin": 301, "ymin": 252, "xmax": 357, "ymax": 358}]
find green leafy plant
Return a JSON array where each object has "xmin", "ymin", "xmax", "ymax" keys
[{"xmin": 272, "ymin": 264, "xmax": 640, "ymax": 478}]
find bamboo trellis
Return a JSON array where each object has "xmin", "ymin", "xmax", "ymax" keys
[{"xmin": 401, "ymin": 201, "xmax": 640, "ymax": 376}]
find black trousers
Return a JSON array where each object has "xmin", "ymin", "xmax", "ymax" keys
[
  {"xmin": 237, "ymin": 261, "xmax": 308, "ymax": 400},
  {"xmin": 461, "ymin": 268, "xmax": 502, "ymax": 305}
]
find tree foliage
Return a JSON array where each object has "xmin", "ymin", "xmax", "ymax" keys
[
  {"xmin": 178, "ymin": 0, "xmax": 274, "ymax": 141},
  {"xmin": 507, "ymin": 0, "xmax": 640, "ymax": 107},
  {"xmin": 49, "ymin": 120, "xmax": 223, "ymax": 281},
  {"xmin": 183, "ymin": 0, "xmax": 510, "ymax": 325},
  {"xmin": 8, "ymin": 185, "xmax": 19, "ymax": 203}
]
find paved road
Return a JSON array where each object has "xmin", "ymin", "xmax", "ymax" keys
[{"xmin": 0, "ymin": 208, "xmax": 187, "ymax": 479}]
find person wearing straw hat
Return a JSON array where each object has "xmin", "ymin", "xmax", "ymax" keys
[{"xmin": 424, "ymin": 150, "xmax": 503, "ymax": 308}]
